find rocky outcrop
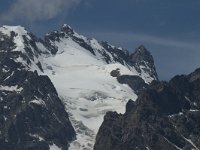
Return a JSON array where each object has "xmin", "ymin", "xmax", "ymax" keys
[
  {"xmin": 94, "ymin": 68, "xmax": 200, "ymax": 150},
  {"xmin": 117, "ymin": 75, "xmax": 148, "ymax": 94}
]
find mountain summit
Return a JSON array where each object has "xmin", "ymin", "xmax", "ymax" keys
[{"xmin": 130, "ymin": 45, "xmax": 158, "ymax": 82}]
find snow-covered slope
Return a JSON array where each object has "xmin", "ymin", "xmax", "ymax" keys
[
  {"xmin": 0, "ymin": 24, "xmax": 158, "ymax": 150},
  {"xmin": 44, "ymin": 59, "xmax": 138, "ymax": 149}
]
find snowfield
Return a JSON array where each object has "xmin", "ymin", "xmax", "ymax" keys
[{"xmin": 42, "ymin": 37, "xmax": 138, "ymax": 150}]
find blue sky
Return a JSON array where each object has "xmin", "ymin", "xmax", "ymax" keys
[{"xmin": 1, "ymin": 0, "xmax": 200, "ymax": 80}]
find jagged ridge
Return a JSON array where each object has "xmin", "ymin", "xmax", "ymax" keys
[{"xmin": 94, "ymin": 69, "xmax": 200, "ymax": 150}]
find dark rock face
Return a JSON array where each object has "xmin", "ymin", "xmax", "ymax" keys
[
  {"xmin": 101, "ymin": 41, "xmax": 129, "ymax": 65},
  {"xmin": 0, "ymin": 71, "xmax": 75, "ymax": 150},
  {"xmin": 0, "ymin": 29, "xmax": 75, "ymax": 150},
  {"xmin": 130, "ymin": 45, "xmax": 158, "ymax": 81},
  {"xmin": 117, "ymin": 75, "xmax": 148, "ymax": 94},
  {"xmin": 94, "ymin": 69, "xmax": 200, "ymax": 150}
]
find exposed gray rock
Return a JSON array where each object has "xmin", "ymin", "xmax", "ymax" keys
[
  {"xmin": 130, "ymin": 45, "xmax": 158, "ymax": 81},
  {"xmin": 117, "ymin": 75, "xmax": 148, "ymax": 94},
  {"xmin": 94, "ymin": 69, "xmax": 200, "ymax": 150}
]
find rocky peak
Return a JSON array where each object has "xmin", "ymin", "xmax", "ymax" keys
[
  {"xmin": 130, "ymin": 45, "xmax": 158, "ymax": 83},
  {"xmin": 100, "ymin": 41, "xmax": 129, "ymax": 64},
  {"xmin": 188, "ymin": 68, "xmax": 200, "ymax": 82},
  {"xmin": 61, "ymin": 24, "xmax": 74, "ymax": 35},
  {"xmin": 45, "ymin": 24, "xmax": 74, "ymax": 42},
  {"xmin": 130, "ymin": 45, "xmax": 151, "ymax": 62},
  {"xmin": 0, "ymin": 26, "xmax": 50, "ymax": 72},
  {"xmin": 0, "ymin": 25, "xmax": 28, "ymax": 37}
]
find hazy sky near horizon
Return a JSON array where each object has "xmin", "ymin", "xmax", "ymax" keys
[{"xmin": 1, "ymin": 0, "xmax": 200, "ymax": 80}]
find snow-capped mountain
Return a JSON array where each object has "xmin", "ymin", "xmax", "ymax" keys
[{"xmin": 0, "ymin": 24, "xmax": 158, "ymax": 150}]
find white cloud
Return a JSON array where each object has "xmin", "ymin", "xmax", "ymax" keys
[{"xmin": 1, "ymin": 0, "xmax": 82, "ymax": 22}]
